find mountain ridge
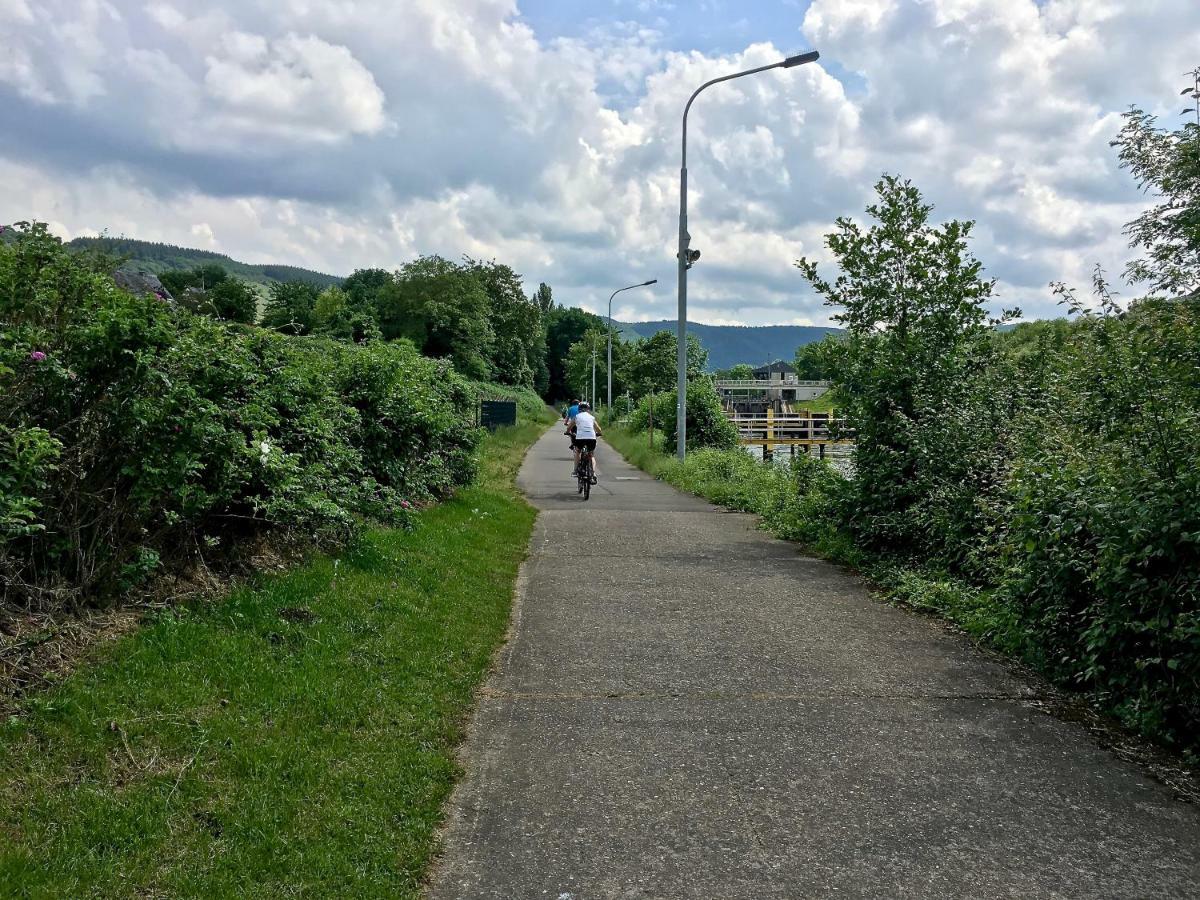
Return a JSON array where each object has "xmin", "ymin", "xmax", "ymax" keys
[
  {"xmin": 66, "ymin": 236, "xmax": 344, "ymax": 289},
  {"xmin": 611, "ymin": 319, "xmax": 841, "ymax": 369}
]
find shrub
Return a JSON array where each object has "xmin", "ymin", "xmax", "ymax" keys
[
  {"xmin": 0, "ymin": 224, "xmax": 481, "ymax": 608},
  {"xmin": 629, "ymin": 380, "xmax": 737, "ymax": 452}
]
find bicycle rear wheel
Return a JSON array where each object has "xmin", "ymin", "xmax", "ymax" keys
[{"xmin": 583, "ymin": 458, "xmax": 591, "ymax": 500}]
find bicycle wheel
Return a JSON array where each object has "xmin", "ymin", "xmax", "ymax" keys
[
  {"xmin": 582, "ymin": 456, "xmax": 591, "ymax": 501},
  {"xmin": 577, "ymin": 453, "xmax": 585, "ymax": 494}
]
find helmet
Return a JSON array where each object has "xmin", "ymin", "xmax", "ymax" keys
[{"xmin": 579, "ymin": 401, "xmax": 591, "ymax": 411}]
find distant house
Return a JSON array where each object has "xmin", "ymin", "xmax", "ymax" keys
[
  {"xmin": 752, "ymin": 361, "xmax": 796, "ymax": 383},
  {"xmin": 113, "ymin": 269, "xmax": 173, "ymax": 302}
]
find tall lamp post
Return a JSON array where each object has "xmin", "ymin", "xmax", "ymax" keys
[
  {"xmin": 607, "ymin": 279, "xmax": 657, "ymax": 411},
  {"xmin": 675, "ymin": 49, "xmax": 819, "ymax": 459}
]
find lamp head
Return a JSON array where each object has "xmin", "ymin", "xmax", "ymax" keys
[
  {"xmin": 781, "ymin": 50, "xmax": 820, "ymax": 68},
  {"xmin": 643, "ymin": 279, "xmax": 658, "ymax": 286}
]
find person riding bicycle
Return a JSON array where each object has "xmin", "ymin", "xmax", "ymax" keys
[
  {"xmin": 570, "ymin": 401, "xmax": 601, "ymax": 483},
  {"xmin": 564, "ymin": 398, "xmax": 581, "ymax": 471}
]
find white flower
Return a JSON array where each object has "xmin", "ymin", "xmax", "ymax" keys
[{"xmin": 259, "ymin": 440, "xmax": 272, "ymax": 460}]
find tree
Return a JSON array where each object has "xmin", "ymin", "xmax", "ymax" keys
[
  {"xmin": 545, "ymin": 306, "xmax": 603, "ymax": 401},
  {"xmin": 796, "ymin": 175, "xmax": 1014, "ymax": 555},
  {"xmin": 205, "ymin": 277, "xmax": 257, "ymax": 323},
  {"xmin": 1112, "ymin": 69, "xmax": 1200, "ymax": 296},
  {"xmin": 342, "ymin": 268, "xmax": 392, "ymax": 307},
  {"xmin": 533, "ymin": 282, "xmax": 554, "ymax": 314},
  {"xmin": 720, "ymin": 363, "xmax": 755, "ymax": 380},
  {"xmin": 793, "ymin": 337, "xmax": 838, "ymax": 380},
  {"xmin": 376, "ymin": 256, "xmax": 494, "ymax": 380},
  {"xmin": 262, "ymin": 281, "xmax": 321, "ymax": 335},
  {"xmin": 465, "ymin": 258, "xmax": 543, "ymax": 388},
  {"xmin": 619, "ymin": 330, "xmax": 707, "ymax": 398}
]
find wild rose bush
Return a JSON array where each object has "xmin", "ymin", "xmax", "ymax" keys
[{"xmin": 1, "ymin": 223, "xmax": 480, "ymax": 607}]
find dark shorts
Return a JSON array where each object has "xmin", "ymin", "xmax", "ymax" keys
[{"xmin": 576, "ymin": 438, "xmax": 597, "ymax": 453}]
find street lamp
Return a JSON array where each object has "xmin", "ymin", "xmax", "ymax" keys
[
  {"xmin": 675, "ymin": 49, "xmax": 819, "ymax": 459},
  {"xmin": 607, "ymin": 279, "xmax": 658, "ymax": 411}
]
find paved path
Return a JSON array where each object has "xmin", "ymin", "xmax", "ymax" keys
[{"xmin": 429, "ymin": 428, "xmax": 1200, "ymax": 898}]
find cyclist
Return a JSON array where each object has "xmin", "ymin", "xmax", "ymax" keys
[
  {"xmin": 571, "ymin": 401, "xmax": 601, "ymax": 482},
  {"xmin": 564, "ymin": 398, "xmax": 580, "ymax": 472}
]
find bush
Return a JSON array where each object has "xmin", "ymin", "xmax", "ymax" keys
[
  {"xmin": 1002, "ymin": 292, "xmax": 1200, "ymax": 748},
  {"xmin": 628, "ymin": 380, "xmax": 737, "ymax": 452},
  {"xmin": 0, "ymin": 224, "xmax": 482, "ymax": 608}
]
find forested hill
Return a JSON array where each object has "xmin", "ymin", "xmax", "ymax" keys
[
  {"xmin": 613, "ymin": 320, "xmax": 842, "ymax": 369},
  {"xmin": 66, "ymin": 236, "xmax": 343, "ymax": 289}
]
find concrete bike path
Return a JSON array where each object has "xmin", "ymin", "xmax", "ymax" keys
[{"xmin": 429, "ymin": 427, "xmax": 1200, "ymax": 898}]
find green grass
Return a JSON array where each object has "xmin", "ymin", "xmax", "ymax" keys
[{"xmin": 0, "ymin": 417, "xmax": 552, "ymax": 899}]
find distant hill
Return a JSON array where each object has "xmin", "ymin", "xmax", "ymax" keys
[
  {"xmin": 66, "ymin": 237, "xmax": 343, "ymax": 289},
  {"xmin": 612, "ymin": 319, "xmax": 842, "ymax": 370}
]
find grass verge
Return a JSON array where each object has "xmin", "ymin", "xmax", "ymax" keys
[{"xmin": 0, "ymin": 417, "xmax": 552, "ymax": 898}]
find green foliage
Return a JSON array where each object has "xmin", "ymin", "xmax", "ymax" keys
[
  {"xmin": 159, "ymin": 264, "xmax": 257, "ymax": 324},
  {"xmin": 375, "ymin": 256, "xmax": 494, "ymax": 380},
  {"xmin": 1003, "ymin": 281, "xmax": 1200, "ymax": 747},
  {"xmin": 793, "ymin": 335, "xmax": 839, "ymax": 380},
  {"xmin": 715, "ymin": 363, "xmax": 754, "ymax": 380},
  {"xmin": 627, "ymin": 380, "xmax": 737, "ymax": 452},
  {"xmin": 1112, "ymin": 77, "xmax": 1200, "ymax": 296},
  {"xmin": 545, "ymin": 306, "xmax": 603, "ymax": 401},
  {"xmin": 798, "ymin": 175, "xmax": 1016, "ymax": 562},
  {"xmin": 617, "ymin": 329, "xmax": 707, "ymax": 397},
  {"xmin": 0, "ymin": 224, "xmax": 480, "ymax": 607},
  {"xmin": 262, "ymin": 280, "xmax": 321, "ymax": 335},
  {"xmin": 464, "ymin": 258, "xmax": 545, "ymax": 389},
  {"xmin": 0, "ymin": 423, "xmax": 545, "ymax": 896}
]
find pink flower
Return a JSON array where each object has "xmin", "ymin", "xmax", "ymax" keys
[
  {"xmin": 400, "ymin": 500, "xmax": 411, "ymax": 510},
  {"xmin": 29, "ymin": 350, "xmax": 46, "ymax": 362}
]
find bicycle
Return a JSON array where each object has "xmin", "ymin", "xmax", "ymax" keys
[{"xmin": 576, "ymin": 446, "xmax": 594, "ymax": 500}]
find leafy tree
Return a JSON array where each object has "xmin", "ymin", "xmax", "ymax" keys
[
  {"xmin": 797, "ymin": 175, "xmax": 1015, "ymax": 555},
  {"xmin": 376, "ymin": 256, "xmax": 494, "ymax": 380},
  {"xmin": 205, "ymin": 277, "xmax": 257, "ymax": 324},
  {"xmin": 532, "ymin": 282, "xmax": 554, "ymax": 314},
  {"xmin": 716, "ymin": 363, "xmax": 754, "ymax": 380},
  {"xmin": 1112, "ymin": 70, "xmax": 1200, "ymax": 296},
  {"xmin": 629, "ymin": 379, "xmax": 737, "ymax": 451},
  {"xmin": 342, "ymin": 268, "xmax": 393, "ymax": 307},
  {"xmin": 262, "ymin": 281, "xmax": 321, "ymax": 335},
  {"xmin": 564, "ymin": 326, "xmax": 634, "ymax": 403},
  {"xmin": 619, "ymin": 330, "xmax": 707, "ymax": 398},
  {"xmin": 466, "ymin": 258, "xmax": 543, "ymax": 388},
  {"xmin": 545, "ymin": 306, "xmax": 603, "ymax": 401},
  {"xmin": 793, "ymin": 337, "xmax": 838, "ymax": 379},
  {"xmin": 159, "ymin": 263, "xmax": 229, "ymax": 298}
]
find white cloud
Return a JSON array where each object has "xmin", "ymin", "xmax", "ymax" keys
[
  {"xmin": 203, "ymin": 32, "xmax": 387, "ymax": 141},
  {"xmin": 0, "ymin": 0, "xmax": 1197, "ymax": 325}
]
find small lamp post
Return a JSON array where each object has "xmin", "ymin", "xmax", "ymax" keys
[{"xmin": 607, "ymin": 280, "xmax": 658, "ymax": 411}]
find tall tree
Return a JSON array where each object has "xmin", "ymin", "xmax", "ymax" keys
[
  {"xmin": 1112, "ymin": 68, "xmax": 1200, "ymax": 296},
  {"xmin": 545, "ymin": 306, "xmax": 603, "ymax": 401},
  {"xmin": 797, "ymin": 175, "xmax": 1013, "ymax": 553},
  {"xmin": 619, "ymin": 330, "xmax": 707, "ymax": 397},
  {"xmin": 375, "ymin": 256, "xmax": 494, "ymax": 380},
  {"xmin": 532, "ymin": 282, "xmax": 554, "ymax": 314},
  {"xmin": 262, "ymin": 281, "xmax": 321, "ymax": 335},
  {"xmin": 465, "ymin": 258, "xmax": 543, "ymax": 388}
]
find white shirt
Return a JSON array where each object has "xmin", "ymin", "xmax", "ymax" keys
[{"xmin": 573, "ymin": 411, "xmax": 598, "ymax": 440}]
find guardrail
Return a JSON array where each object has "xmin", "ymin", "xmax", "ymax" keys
[{"xmin": 716, "ymin": 379, "xmax": 831, "ymax": 389}]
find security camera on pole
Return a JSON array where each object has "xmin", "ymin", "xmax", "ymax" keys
[{"xmin": 675, "ymin": 49, "xmax": 819, "ymax": 459}]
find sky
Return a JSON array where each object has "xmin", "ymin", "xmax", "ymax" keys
[{"xmin": 1, "ymin": 0, "xmax": 1197, "ymax": 326}]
